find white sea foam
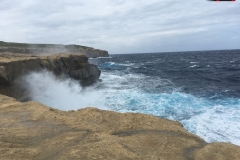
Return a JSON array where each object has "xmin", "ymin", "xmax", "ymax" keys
[
  {"xmin": 19, "ymin": 70, "xmax": 108, "ymax": 111},
  {"xmin": 89, "ymin": 56, "xmax": 112, "ymax": 59},
  {"xmin": 100, "ymin": 61, "xmax": 135, "ymax": 67},
  {"xmin": 97, "ymin": 71, "xmax": 240, "ymax": 145},
  {"xmin": 190, "ymin": 62, "xmax": 198, "ymax": 64},
  {"xmin": 100, "ymin": 85, "xmax": 240, "ymax": 145},
  {"xmin": 189, "ymin": 65, "xmax": 199, "ymax": 68},
  {"xmin": 182, "ymin": 104, "xmax": 240, "ymax": 144}
]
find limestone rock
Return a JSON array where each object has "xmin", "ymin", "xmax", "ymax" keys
[
  {"xmin": 0, "ymin": 53, "xmax": 100, "ymax": 86},
  {"xmin": 0, "ymin": 41, "xmax": 109, "ymax": 58},
  {"xmin": 0, "ymin": 94, "xmax": 239, "ymax": 160}
]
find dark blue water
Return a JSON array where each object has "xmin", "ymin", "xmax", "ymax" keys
[{"xmin": 89, "ymin": 50, "xmax": 240, "ymax": 145}]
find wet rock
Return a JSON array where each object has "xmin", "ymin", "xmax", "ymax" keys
[{"xmin": 69, "ymin": 64, "xmax": 101, "ymax": 85}]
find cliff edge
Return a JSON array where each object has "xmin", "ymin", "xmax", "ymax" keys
[
  {"xmin": 0, "ymin": 94, "xmax": 239, "ymax": 160},
  {"xmin": 0, "ymin": 52, "xmax": 100, "ymax": 99}
]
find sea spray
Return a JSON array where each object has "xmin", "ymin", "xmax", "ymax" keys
[{"xmin": 19, "ymin": 70, "xmax": 108, "ymax": 111}]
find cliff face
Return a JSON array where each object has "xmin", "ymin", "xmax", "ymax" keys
[
  {"xmin": 0, "ymin": 53, "xmax": 100, "ymax": 99},
  {"xmin": 0, "ymin": 41, "xmax": 109, "ymax": 58},
  {"xmin": 0, "ymin": 94, "xmax": 239, "ymax": 160}
]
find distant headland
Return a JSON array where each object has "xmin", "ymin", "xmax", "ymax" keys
[{"xmin": 0, "ymin": 41, "xmax": 109, "ymax": 58}]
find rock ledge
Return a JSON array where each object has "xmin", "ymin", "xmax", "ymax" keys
[
  {"xmin": 0, "ymin": 94, "xmax": 239, "ymax": 160},
  {"xmin": 0, "ymin": 52, "xmax": 100, "ymax": 99}
]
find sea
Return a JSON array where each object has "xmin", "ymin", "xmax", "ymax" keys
[{"xmin": 22, "ymin": 50, "xmax": 240, "ymax": 146}]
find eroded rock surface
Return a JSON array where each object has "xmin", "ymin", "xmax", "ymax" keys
[
  {"xmin": 0, "ymin": 53, "xmax": 100, "ymax": 99},
  {"xmin": 0, "ymin": 53, "xmax": 100, "ymax": 86},
  {"xmin": 0, "ymin": 94, "xmax": 239, "ymax": 160}
]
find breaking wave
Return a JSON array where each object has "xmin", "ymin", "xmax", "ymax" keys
[{"xmin": 19, "ymin": 70, "xmax": 108, "ymax": 111}]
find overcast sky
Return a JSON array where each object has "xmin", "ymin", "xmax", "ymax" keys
[{"xmin": 0, "ymin": 0, "xmax": 239, "ymax": 54}]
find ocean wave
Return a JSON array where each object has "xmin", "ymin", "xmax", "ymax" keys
[
  {"xmin": 189, "ymin": 65, "xmax": 199, "ymax": 68},
  {"xmin": 89, "ymin": 56, "xmax": 112, "ymax": 59},
  {"xmin": 99, "ymin": 85, "xmax": 240, "ymax": 145},
  {"xmin": 99, "ymin": 62, "xmax": 135, "ymax": 70},
  {"xmin": 97, "ymin": 71, "xmax": 240, "ymax": 145},
  {"xmin": 18, "ymin": 70, "xmax": 108, "ymax": 111}
]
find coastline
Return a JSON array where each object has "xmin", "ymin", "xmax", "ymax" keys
[{"xmin": 0, "ymin": 43, "xmax": 239, "ymax": 159}]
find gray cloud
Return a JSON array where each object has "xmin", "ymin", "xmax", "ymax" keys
[{"xmin": 0, "ymin": 0, "xmax": 239, "ymax": 54}]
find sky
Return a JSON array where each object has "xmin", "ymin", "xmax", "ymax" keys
[{"xmin": 0, "ymin": 0, "xmax": 240, "ymax": 54}]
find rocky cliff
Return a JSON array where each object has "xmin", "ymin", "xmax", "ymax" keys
[
  {"xmin": 0, "ymin": 41, "xmax": 109, "ymax": 58},
  {"xmin": 0, "ymin": 52, "xmax": 100, "ymax": 99},
  {"xmin": 0, "ymin": 94, "xmax": 239, "ymax": 160}
]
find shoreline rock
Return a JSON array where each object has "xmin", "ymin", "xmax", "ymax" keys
[
  {"xmin": 0, "ymin": 53, "xmax": 100, "ymax": 85},
  {"xmin": 0, "ymin": 94, "xmax": 239, "ymax": 160},
  {"xmin": 0, "ymin": 52, "xmax": 100, "ymax": 100}
]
